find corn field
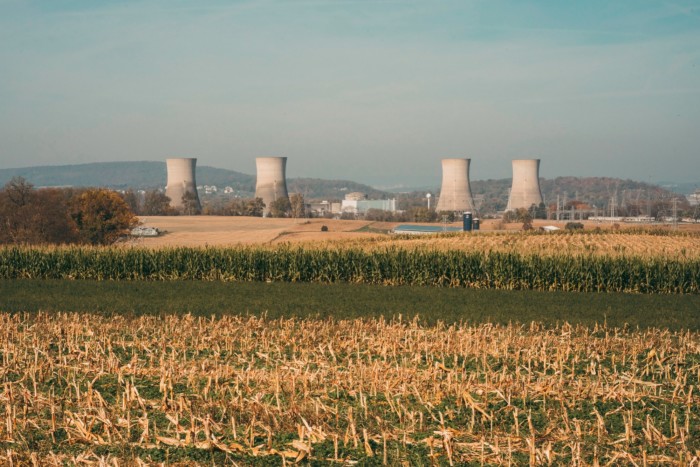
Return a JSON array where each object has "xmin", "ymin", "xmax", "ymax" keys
[
  {"xmin": 1, "ymin": 245, "xmax": 698, "ymax": 293},
  {"xmin": 318, "ymin": 230, "xmax": 700, "ymax": 260},
  {"xmin": 0, "ymin": 312, "xmax": 698, "ymax": 465}
]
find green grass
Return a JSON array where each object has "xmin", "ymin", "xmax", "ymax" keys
[{"xmin": 2, "ymin": 279, "xmax": 699, "ymax": 330}]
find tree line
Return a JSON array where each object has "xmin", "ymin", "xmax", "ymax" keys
[{"xmin": 0, "ymin": 177, "xmax": 137, "ymax": 245}]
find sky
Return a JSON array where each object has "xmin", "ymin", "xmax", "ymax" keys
[{"xmin": 1, "ymin": 0, "xmax": 699, "ymax": 187}]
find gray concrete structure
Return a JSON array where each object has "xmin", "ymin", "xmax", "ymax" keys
[
  {"xmin": 165, "ymin": 158, "xmax": 201, "ymax": 212},
  {"xmin": 255, "ymin": 157, "xmax": 289, "ymax": 216},
  {"xmin": 436, "ymin": 158, "xmax": 476, "ymax": 213},
  {"xmin": 506, "ymin": 159, "xmax": 544, "ymax": 211}
]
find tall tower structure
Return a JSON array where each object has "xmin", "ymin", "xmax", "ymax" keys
[
  {"xmin": 165, "ymin": 158, "xmax": 201, "ymax": 212},
  {"xmin": 436, "ymin": 158, "xmax": 476, "ymax": 213},
  {"xmin": 255, "ymin": 157, "xmax": 289, "ymax": 216},
  {"xmin": 506, "ymin": 159, "xmax": 544, "ymax": 211}
]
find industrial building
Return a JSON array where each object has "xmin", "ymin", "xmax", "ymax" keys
[
  {"xmin": 339, "ymin": 192, "xmax": 397, "ymax": 214},
  {"xmin": 165, "ymin": 158, "xmax": 201, "ymax": 212},
  {"xmin": 307, "ymin": 201, "xmax": 342, "ymax": 216},
  {"xmin": 506, "ymin": 159, "xmax": 544, "ymax": 211},
  {"xmin": 436, "ymin": 158, "xmax": 476, "ymax": 213},
  {"xmin": 341, "ymin": 199, "xmax": 397, "ymax": 214},
  {"xmin": 255, "ymin": 157, "xmax": 289, "ymax": 216}
]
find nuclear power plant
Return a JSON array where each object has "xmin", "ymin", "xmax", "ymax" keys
[
  {"xmin": 255, "ymin": 157, "xmax": 289, "ymax": 216},
  {"xmin": 436, "ymin": 158, "xmax": 476, "ymax": 213},
  {"xmin": 165, "ymin": 158, "xmax": 201, "ymax": 212},
  {"xmin": 506, "ymin": 159, "xmax": 544, "ymax": 211}
]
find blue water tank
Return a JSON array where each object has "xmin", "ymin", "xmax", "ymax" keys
[{"xmin": 462, "ymin": 212, "xmax": 473, "ymax": 232}]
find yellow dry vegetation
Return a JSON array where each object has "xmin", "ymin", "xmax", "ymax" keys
[
  {"xmin": 1, "ymin": 312, "xmax": 698, "ymax": 464},
  {"xmin": 132, "ymin": 216, "xmax": 700, "ymax": 260},
  {"xmin": 316, "ymin": 231, "xmax": 700, "ymax": 259}
]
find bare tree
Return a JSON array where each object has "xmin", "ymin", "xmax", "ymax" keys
[{"xmin": 290, "ymin": 193, "xmax": 306, "ymax": 219}]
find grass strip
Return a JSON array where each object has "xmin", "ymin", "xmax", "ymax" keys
[{"xmin": 1, "ymin": 279, "xmax": 698, "ymax": 330}]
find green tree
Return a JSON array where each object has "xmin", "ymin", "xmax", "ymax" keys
[
  {"xmin": 411, "ymin": 207, "xmax": 438, "ymax": 222},
  {"xmin": 71, "ymin": 189, "xmax": 138, "ymax": 245},
  {"xmin": 533, "ymin": 202, "xmax": 547, "ymax": 219}
]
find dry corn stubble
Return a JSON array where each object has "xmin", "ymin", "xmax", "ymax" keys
[{"xmin": 0, "ymin": 312, "xmax": 698, "ymax": 465}]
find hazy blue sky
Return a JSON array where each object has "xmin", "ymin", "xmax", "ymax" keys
[{"xmin": 1, "ymin": 0, "xmax": 698, "ymax": 186}]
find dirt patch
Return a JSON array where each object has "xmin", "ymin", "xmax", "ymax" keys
[{"xmin": 133, "ymin": 216, "xmax": 380, "ymax": 247}]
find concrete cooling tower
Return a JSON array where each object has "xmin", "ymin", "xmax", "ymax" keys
[
  {"xmin": 255, "ymin": 157, "xmax": 289, "ymax": 216},
  {"xmin": 506, "ymin": 159, "xmax": 544, "ymax": 211},
  {"xmin": 436, "ymin": 158, "xmax": 476, "ymax": 213},
  {"xmin": 165, "ymin": 158, "xmax": 201, "ymax": 212}
]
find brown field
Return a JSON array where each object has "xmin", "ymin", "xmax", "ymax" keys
[
  {"xmin": 1, "ymin": 312, "xmax": 697, "ymax": 465},
  {"xmin": 133, "ymin": 216, "xmax": 700, "ymax": 259},
  {"xmin": 134, "ymin": 216, "xmax": 379, "ymax": 247}
]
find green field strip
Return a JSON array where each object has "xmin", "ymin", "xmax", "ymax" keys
[{"xmin": 1, "ymin": 279, "xmax": 698, "ymax": 330}]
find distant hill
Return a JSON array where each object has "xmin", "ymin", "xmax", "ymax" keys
[
  {"xmin": 0, "ymin": 161, "xmax": 253, "ymax": 190},
  {"xmin": 474, "ymin": 177, "xmax": 683, "ymax": 213},
  {"xmin": 0, "ymin": 162, "xmax": 685, "ymax": 213},
  {"xmin": 0, "ymin": 161, "xmax": 386, "ymax": 201},
  {"xmin": 288, "ymin": 178, "xmax": 389, "ymax": 200},
  {"xmin": 393, "ymin": 177, "xmax": 683, "ymax": 214}
]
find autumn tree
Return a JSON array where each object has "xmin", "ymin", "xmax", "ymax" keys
[
  {"xmin": 122, "ymin": 189, "xmax": 141, "ymax": 214},
  {"xmin": 0, "ymin": 177, "xmax": 36, "ymax": 243},
  {"xmin": 30, "ymin": 188, "xmax": 80, "ymax": 243},
  {"xmin": 290, "ymin": 193, "xmax": 306, "ymax": 219},
  {"xmin": 71, "ymin": 188, "xmax": 138, "ymax": 245},
  {"xmin": 244, "ymin": 198, "xmax": 265, "ymax": 217},
  {"xmin": 142, "ymin": 190, "xmax": 173, "ymax": 215},
  {"xmin": 268, "ymin": 197, "xmax": 291, "ymax": 218},
  {"xmin": 181, "ymin": 191, "xmax": 201, "ymax": 215},
  {"xmin": 0, "ymin": 178, "xmax": 79, "ymax": 244}
]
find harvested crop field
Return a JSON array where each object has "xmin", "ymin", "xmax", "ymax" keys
[
  {"xmin": 132, "ymin": 216, "xmax": 700, "ymax": 259},
  {"xmin": 132, "ymin": 217, "xmax": 380, "ymax": 247},
  {"xmin": 0, "ymin": 312, "xmax": 698, "ymax": 465}
]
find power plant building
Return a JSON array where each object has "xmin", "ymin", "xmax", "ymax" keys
[
  {"xmin": 341, "ymin": 198, "xmax": 397, "ymax": 214},
  {"xmin": 506, "ymin": 159, "xmax": 544, "ymax": 211},
  {"xmin": 436, "ymin": 158, "xmax": 476, "ymax": 213},
  {"xmin": 255, "ymin": 157, "xmax": 289, "ymax": 216},
  {"xmin": 165, "ymin": 158, "xmax": 201, "ymax": 212}
]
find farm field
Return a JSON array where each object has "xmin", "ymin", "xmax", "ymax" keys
[
  {"xmin": 0, "ymin": 312, "xmax": 698, "ymax": 465},
  {"xmin": 134, "ymin": 216, "xmax": 700, "ymax": 259},
  {"xmin": 3, "ymin": 243, "xmax": 698, "ymax": 293},
  {"xmin": 2, "ymin": 220, "xmax": 699, "ymax": 464},
  {"xmin": 3, "ymin": 280, "xmax": 700, "ymax": 330}
]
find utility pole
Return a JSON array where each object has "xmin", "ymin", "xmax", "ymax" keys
[
  {"xmin": 610, "ymin": 194, "xmax": 617, "ymax": 221},
  {"xmin": 672, "ymin": 197, "xmax": 678, "ymax": 230}
]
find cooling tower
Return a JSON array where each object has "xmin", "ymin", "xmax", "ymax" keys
[
  {"xmin": 165, "ymin": 158, "xmax": 201, "ymax": 212},
  {"xmin": 255, "ymin": 157, "xmax": 289, "ymax": 216},
  {"xmin": 436, "ymin": 158, "xmax": 476, "ymax": 213},
  {"xmin": 506, "ymin": 159, "xmax": 544, "ymax": 211}
]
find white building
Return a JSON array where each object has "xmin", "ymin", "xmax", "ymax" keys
[{"xmin": 341, "ymin": 199, "xmax": 397, "ymax": 214}]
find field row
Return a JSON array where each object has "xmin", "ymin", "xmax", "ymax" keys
[
  {"xmin": 0, "ymin": 312, "xmax": 698, "ymax": 464},
  {"xmin": 329, "ymin": 230, "xmax": 700, "ymax": 259},
  {"xmin": 1, "ymin": 245, "xmax": 699, "ymax": 293},
  {"xmin": 3, "ymin": 279, "xmax": 700, "ymax": 330}
]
